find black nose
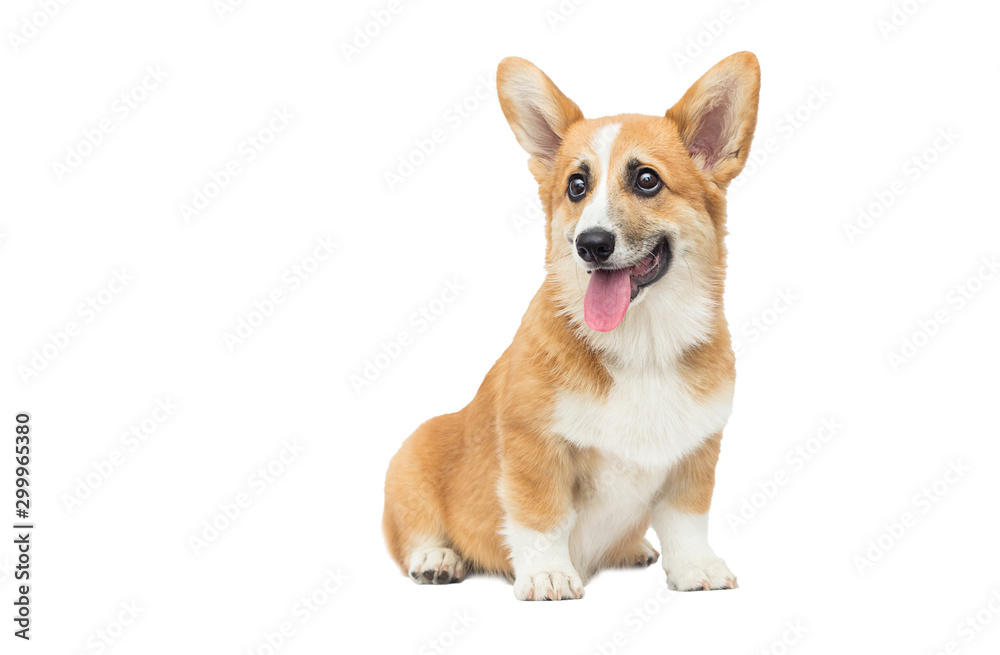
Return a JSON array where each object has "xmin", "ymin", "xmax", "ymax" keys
[{"xmin": 576, "ymin": 229, "xmax": 616, "ymax": 263}]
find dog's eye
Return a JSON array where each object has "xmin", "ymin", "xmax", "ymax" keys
[
  {"xmin": 634, "ymin": 169, "xmax": 662, "ymax": 196},
  {"xmin": 567, "ymin": 174, "xmax": 587, "ymax": 201}
]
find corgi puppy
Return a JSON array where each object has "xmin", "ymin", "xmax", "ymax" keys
[{"xmin": 383, "ymin": 52, "xmax": 760, "ymax": 600}]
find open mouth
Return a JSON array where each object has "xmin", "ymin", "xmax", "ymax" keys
[
  {"xmin": 623, "ymin": 237, "xmax": 672, "ymax": 301},
  {"xmin": 583, "ymin": 237, "xmax": 672, "ymax": 332}
]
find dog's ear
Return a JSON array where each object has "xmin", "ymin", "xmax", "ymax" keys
[
  {"xmin": 497, "ymin": 57, "xmax": 584, "ymax": 175},
  {"xmin": 667, "ymin": 52, "xmax": 760, "ymax": 189}
]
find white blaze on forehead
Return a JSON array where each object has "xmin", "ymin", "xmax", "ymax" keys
[{"xmin": 574, "ymin": 122, "xmax": 621, "ymax": 239}]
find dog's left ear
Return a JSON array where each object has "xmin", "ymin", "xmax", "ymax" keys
[{"xmin": 667, "ymin": 52, "xmax": 761, "ymax": 189}]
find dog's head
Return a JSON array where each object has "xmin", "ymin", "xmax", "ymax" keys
[{"xmin": 497, "ymin": 53, "xmax": 760, "ymax": 342}]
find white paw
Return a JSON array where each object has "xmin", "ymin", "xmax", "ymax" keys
[
  {"xmin": 663, "ymin": 556, "xmax": 736, "ymax": 591},
  {"xmin": 408, "ymin": 547, "xmax": 464, "ymax": 584},
  {"xmin": 513, "ymin": 569, "xmax": 584, "ymax": 601}
]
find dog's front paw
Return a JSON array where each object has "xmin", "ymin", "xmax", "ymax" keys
[
  {"xmin": 513, "ymin": 569, "xmax": 584, "ymax": 601},
  {"xmin": 663, "ymin": 556, "xmax": 736, "ymax": 591}
]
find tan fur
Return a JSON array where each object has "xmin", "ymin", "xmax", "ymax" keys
[
  {"xmin": 383, "ymin": 53, "xmax": 760, "ymax": 587},
  {"xmin": 657, "ymin": 432, "xmax": 724, "ymax": 515}
]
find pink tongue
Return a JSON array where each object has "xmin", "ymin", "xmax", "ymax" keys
[{"xmin": 584, "ymin": 269, "xmax": 631, "ymax": 332}]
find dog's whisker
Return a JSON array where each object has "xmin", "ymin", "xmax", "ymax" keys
[{"xmin": 682, "ymin": 253, "xmax": 695, "ymax": 283}]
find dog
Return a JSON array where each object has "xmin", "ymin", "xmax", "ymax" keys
[{"xmin": 383, "ymin": 52, "xmax": 760, "ymax": 600}]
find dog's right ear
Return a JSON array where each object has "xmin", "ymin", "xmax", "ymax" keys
[{"xmin": 497, "ymin": 57, "xmax": 584, "ymax": 175}]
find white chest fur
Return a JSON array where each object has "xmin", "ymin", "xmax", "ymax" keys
[{"xmin": 551, "ymin": 360, "xmax": 734, "ymax": 468}]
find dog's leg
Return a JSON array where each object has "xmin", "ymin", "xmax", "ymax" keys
[
  {"xmin": 499, "ymin": 431, "xmax": 584, "ymax": 601},
  {"xmin": 383, "ymin": 417, "xmax": 466, "ymax": 585},
  {"xmin": 652, "ymin": 432, "xmax": 737, "ymax": 591},
  {"xmin": 504, "ymin": 512, "xmax": 583, "ymax": 600}
]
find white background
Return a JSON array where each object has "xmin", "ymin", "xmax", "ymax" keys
[{"xmin": 2, "ymin": 0, "xmax": 999, "ymax": 653}]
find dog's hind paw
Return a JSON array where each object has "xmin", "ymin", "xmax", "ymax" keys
[
  {"xmin": 619, "ymin": 537, "xmax": 659, "ymax": 568},
  {"xmin": 408, "ymin": 547, "xmax": 464, "ymax": 584}
]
